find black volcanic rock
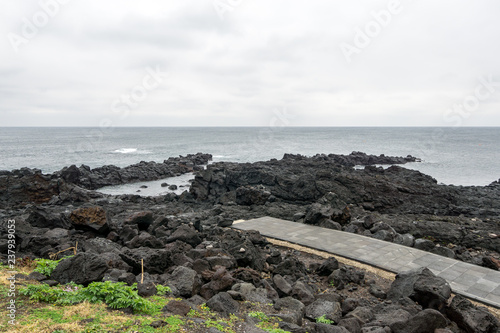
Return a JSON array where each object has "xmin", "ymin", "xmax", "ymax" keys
[
  {"xmin": 55, "ymin": 153, "xmax": 212, "ymax": 190},
  {"xmin": 2, "ymin": 151, "xmax": 500, "ymax": 333},
  {"xmin": 27, "ymin": 206, "xmax": 71, "ymax": 229},
  {"xmin": 0, "ymin": 153, "xmax": 211, "ymax": 208},
  {"xmin": 387, "ymin": 268, "xmax": 451, "ymax": 311},
  {"xmin": 167, "ymin": 266, "xmax": 202, "ymax": 298},
  {"xmin": 0, "ymin": 170, "xmax": 61, "ymax": 209},
  {"xmin": 0, "ymin": 151, "xmax": 499, "ymax": 333},
  {"xmin": 235, "ymin": 185, "xmax": 271, "ymax": 205},
  {"xmin": 190, "ymin": 153, "xmax": 500, "ymax": 218},
  {"xmin": 51, "ymin": 253, "xmax": 109, "ymax": 285},
  {"xmin": 391, "ymin": 309, "xmax": 447, "ymax": 333},
  {"xmin": 69, "ymin": 206, "xmax": 109, "ymax": 233},
  {"xmin": 206, "ymin": 292, "xmax": 239, "ymax": 317},
  {"xmin": 282, "ymin": 152, "xmax": 419, "ymax": 167},
  {"xmin": 120, "ymin": 247, "xmax": 172, "ymax": 275},
  {"xmin": 166, "ymin": 224, "xmax": 202, "ymax": 247},
  {"xmin": 316, "ymin": 257, "xmax": 340, "ymax": 276},
  {"xmin": 4, "ymin": 151, "xmax": 500, "ymax": 268},
  {"xmin": 124, "ymin": 211, "xmax": 154, "ymax": 231},
  {"xmin": 447, "ymin": 295, "xmax": 500, "ymax": 333}
]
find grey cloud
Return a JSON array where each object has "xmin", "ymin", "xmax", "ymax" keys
[{"xmin": 1, "ymin": 1, "xmax": 500, "ymax": 126}]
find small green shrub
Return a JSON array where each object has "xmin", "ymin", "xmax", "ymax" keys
[
  {"xmin": 316, "ymin": 315, "xmax": 334, "ymax": 324},
  {"xmin": 156, "ymin": 285, "xmax": 172, "ymax": 296},
  {"xmin": 200, "ymin": 303, "xmax": 210, "ymax": 312},
  {"xmin": 81, "ymin": 282, "xmax": 158, "ymax": 314},
  {"xmin": 19, "ymin": 283, "xmax": 83, "ymax": 305},
  {"xmin": 20, "ymin": 281, "xmax": 160, "ymax": 314},
  {"xmin": 33, "ymin": 256, "xmax": 73, "ymax": 276},
  {"xmin": 249, "ymin": 311, "xmax": 269, "ymax": 322}
]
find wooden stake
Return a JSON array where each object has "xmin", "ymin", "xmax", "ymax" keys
[
  {"xmin": 49, "ymin": 245, "xmax": 78, "ymax": 260},
  {"xmin": 141, "ymin": 259, "xmax": 144, "ymax": 284}
]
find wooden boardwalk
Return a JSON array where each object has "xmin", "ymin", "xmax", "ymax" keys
[{"xmin": 232, "ymin": 216, "xmax": 500, "ymax": 308}]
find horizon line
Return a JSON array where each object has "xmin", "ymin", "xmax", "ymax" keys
[{"xmin": 1, "ymin": 125, "xmax": 500, "ymax": 128}]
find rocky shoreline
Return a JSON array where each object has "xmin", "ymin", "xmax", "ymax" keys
[{"xmin": 1, "ymin": 152, "xmax": 499, "ymax": 332}]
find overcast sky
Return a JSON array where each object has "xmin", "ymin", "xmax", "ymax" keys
[{"xmin": 1, "ymin": 0, "xmax": 500, "ymax": 127}]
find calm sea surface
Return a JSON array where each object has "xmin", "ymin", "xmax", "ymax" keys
[{"xmin": 0, "ymin": 127, "xmax": 498, "ymax": 186}]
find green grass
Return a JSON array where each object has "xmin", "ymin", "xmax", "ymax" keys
[
  {"xmin": 0, "ymin": 284, "xmax": 9, "ymax": 298},
  {"xmin": 30, "ymin": 308, "xmax": 66, "ymax": 324},
  {"xmin": 248, "ymin": 311, "xmax": 291, "ymax": 333},
  {"xmin": 249, "ymin": 311, "xmax": 270, "ymax": 321}
]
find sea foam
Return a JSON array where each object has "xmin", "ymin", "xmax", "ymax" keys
[{"xmin": 113, "ymin": 148, "xmax": 138, "ymax": 154}]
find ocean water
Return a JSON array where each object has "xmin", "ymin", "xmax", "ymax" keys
[
  {"xmin": 0, "ymin": 127, "xmax": 499, "ymax": 187},
  {"xmin": 98, "ymin": 173, "xmax": 194, "ymax": 196}
]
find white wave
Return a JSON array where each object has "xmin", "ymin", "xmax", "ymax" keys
[{"xmin": 113, "ymin": 148, "xmax": 138, "ymax": 154}]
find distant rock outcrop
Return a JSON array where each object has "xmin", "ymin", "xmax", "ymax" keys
[
  {"xmin": 0, "ymin": 153, "xmax": 212, "ymax": 209},
  {"xmin": 56, "ymin": 152, "xmax": 212, "ymax": 190},
  {"xmin": 190, "ymin": 152, "xmax": 500, "ymax": 218}
]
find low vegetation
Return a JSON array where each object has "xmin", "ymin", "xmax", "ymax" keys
[
  {"xmin": 33, "ymin": 257, "xmax": 73, "ymax": 277},
  {"xmin": 248, "ymin": 311, "xmax": 289, "ymax": 332},
  {"xmin": 0, "ymin": 263, "xmax": 292, "ymax": 333},
  {"xmin": 315, "ymin": 314, "xmax": 334, "ymax": 325},
  {"xmin": 20, "ymin": 281, "xmax": 165, "ymax": 314}
]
